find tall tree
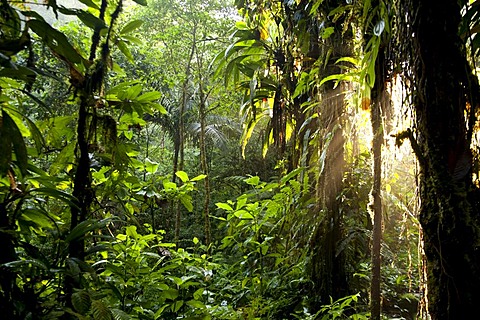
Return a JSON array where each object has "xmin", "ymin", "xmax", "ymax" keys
[{"xmin": 396, "ymin": 0, "xmax": 480, "ymax": 318}]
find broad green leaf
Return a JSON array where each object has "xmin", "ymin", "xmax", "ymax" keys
[
  {"xmin": 32, "ymin": 187, "xmax": 79, "ymax": 208},
  {"xmin": 171, "ymin": 300, "xmax": 184, "ymax": 313},
  {"xmin": 4, "ymin": 259, "xmax": 49, "ymax": 270},
  {"xmin": 321, "ymin": 26, "xmax": 335, "ymax": 39},
  {"xmin": 121, "ymin": 34, "xmax": 143, "ymax": 45},
  {"xmin": 111, "ymin": 309, "xmax": 131, "ymax": 320},
  {"xmin": 125, "ymin": 84, "xmax": 143, "ymax": 100},
  {"xmin": 0, "ymin": 66, "xmax": 37, "ymax": 81},
  {"xmin": 49, "ymin": 143, "xmax": 75, "ymax": 175},
  {"xmin": 280, "ymin": 167, "xmax": 304, "ymax": 184},
  {"xmin": 154, "ymin": 304, "xmax": 169, "ymax": 319},
  {"xmin": 216, "ymin": 202, "xmax": 233, "ymax": 211},
  {"xmin": 234, "ymin": 210, "xmax": 254, "ymax": 219},
  {"xmin": 123, "ymin": 130, "xmax": 133, "ymax": 140},
  {"xmin": 163, "ymin": 180, "xmax": 177, "ymax": 190},
  {"xmin": 190, "ymin": 174, "xmax": 207, "ymax": 182},
  {"xmin": 117, "ymin": 40, "xmax": 134, "ymax": 63},
  {"xmin": 125, "ymin": 225, "xmax": 139, "ymax": 239},
  {"xmin": 175, "ymin": 171, "xmax": 189, "ymax": 182},
  {"xmin": 244, "ymin": 175, "xmax": 260, "ymax": 186},
  {"xmin": 28, "ymin": 19, "xmax": 84, "ymax": 65},
  {"xmin": 162, "ymin": 289, "xmax": 179, "ymax": 300},
  {"xmin": 186, "ymin": 299, "xmax": 205, "ymax": 309},
  {"xmin": 179, "ymin": 194, "xmax": 193, "ymax": 212},
  {"xmin": 25, "ymin": 115, "xmax": 45, "ymax": 154},
  {"xmin": 151, "ymin": 103, "xmax": 167, "ymax": 114},
  {"xmin": 2, "ymin": 110, "xmax": 28, "ymax": 176},
  {"xmin": 21, "ymin": 209, "xmax": 53, "ymax": 229},
  {"xmin": 57, "ymin": 8, "xmax": 107, "ymax": 30},
  {"xmin": 145, "ymin": 158, "xmax": 159, "ymax": 174},
  {"xmin": 121, "ymin": 20, "xmax": 143, "ymax": 34},
  {"xmin": 20, "ymin": 10, "xmax": 46, "ymax": 21},
  {"xmin": 137, "ymin": 91, "xmax": 161, "ymax": 102},
  {"xmin": 193, "ymin": 288, "xmax": 204, "ymax": 300},
  {"xmin": 65, "ymin": 219, "xmax": 110, "ymax": 243},
  {"xmin": 91, "ymin": 300, "xmax": 112, "ymax": 320}
]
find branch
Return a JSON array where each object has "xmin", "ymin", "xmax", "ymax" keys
[{"xmin": 392, "ymin": 128, "xmax": 426, "ymax": 168}]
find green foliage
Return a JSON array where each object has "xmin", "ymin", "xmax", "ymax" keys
[
  {"xmin": 211, "ymin": 171, "xmax": 314, "ymax": 318},
  {"xmin": 0, "ymin": 0, "xmax": 433, "ymax": 318}
]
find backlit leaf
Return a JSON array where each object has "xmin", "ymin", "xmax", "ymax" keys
[
  {"xmin": 216, "ymin": 202, "xmax": 233, "ymax": 211},
  {"xmin": 145, "ymin": 158, "xmax": 159, "ymax": 174},
  {"xmin": 175, "ymin": 171, "xmax": 189, "ymax": 182},
  {"xmin": 234, "ymin": 209, "xmax": 254, "ymax": 219},
  {"xmin": 121, "ymin": 20, "xmax": 143, "ymax": 34}
]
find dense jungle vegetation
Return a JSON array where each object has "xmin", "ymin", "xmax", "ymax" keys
[{"xmin": 1, "ymin": 0, "xmax": 480, "ymax": 319}]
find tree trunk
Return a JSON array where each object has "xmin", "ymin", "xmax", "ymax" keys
[
  {"xmin": 408, "ymin": 1, "xmax": 480, "ymax": 318},
  {"xmin": 370, "ymin": 82, "xmax": 384, "ymax": 320},
  {"xmin": 64, "ymin": 93, "xmax": 92, "ymax": 308},
  {"xmin": 198, "ymin": 87, "xmax": 211, "ymax": 246},
  {"xmin": 174, "ymin": 24, "xmax": 197, "ymax": 243}
]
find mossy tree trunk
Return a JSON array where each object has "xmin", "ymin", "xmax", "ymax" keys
[
  {"xmin": 408, "ymin": 1, "xmax": 480, "ymax": 318},
  {"xmin": 369, "ymin": 48, "xmax": 387, "ymax": 320}
]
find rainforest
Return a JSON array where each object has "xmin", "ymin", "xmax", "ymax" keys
[{"xmin": 1, "ymin": 0, "xmax": 480, "ymax": 319}]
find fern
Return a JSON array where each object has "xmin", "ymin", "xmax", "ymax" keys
[
  {"xmin": 111, "ymin": 308, "xmax": 132, "ymax": 320},
  {"xmin": 91, "ymin": 300, "xmax": 113, "ymax": 320},
  {"xmin": 71, "ymin": 290, "xmax": 92, "ymax": 315}
]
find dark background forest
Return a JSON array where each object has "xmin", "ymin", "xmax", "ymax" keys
[{"xmin": 1, "ymin": 0, "xmax": 479, "ymax": 319}]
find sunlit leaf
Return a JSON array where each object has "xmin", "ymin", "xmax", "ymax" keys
[
  {"xmin": 179, "ymin": 194, "xmax": 193, "ymax": 212},
  {"xmin": 121, "ymin": 20, "xmax": 143, "ymax": 34},
  {"xmin": 117, "ymin": 40, "xmax": 134, "ymax": 63},
  {"xmin": 65, "ymin": 219, "xmax": 110, "ymax": 243},
  {"xmin": 216, "ymin": 202, "xmax": 233, "ymax": 211},
  {"xmin": 190, "ymin": 174, "xmax": 207, "ymax": 182},
  {"xmin": 137, "ymin": 91, "xmax": 161, "ymax": 102},
  {"xmin": 125, "ymin": 225, "xmax": 139, "ymax": 239},
  {"xmin": 234, "ymin": 209, "xmax": 254, "ymax": 219},
  {"xmin": 244, "ymin": 175, "xmax": 260, "ymax": 186},
  {"xmin": 322, "ymin": 26, "xmax": 335, "ymax": 39},
  {"xmin": 175, "ymin": 171, "xmax": 189, "ymax": 182},
  {"xmin": 145, "ymin": 158, "xmax": 159, "ymax": 174},
  {"xmin": 163, "ymin": 180, "xmax": 177, "ymax": 190}
]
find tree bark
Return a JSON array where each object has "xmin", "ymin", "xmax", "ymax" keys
[
  {"xmin": 408, "ymin": 1, "xmax": 480, "ymax": 318},
  {"xmin": 174, "ymin": 23, "xmax": 197, "ymax": 243},
  {"xmin": 198, "ymin": 86, "xmax": 211, "ymax": 246},
  {"xmin": 370, "ymin": 78, "xmax": 384, "ymax": 320}
]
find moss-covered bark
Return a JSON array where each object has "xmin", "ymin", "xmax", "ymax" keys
[{"xmin": 409, "ymin": 1, "xmax": 480, "ymax": 318}]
